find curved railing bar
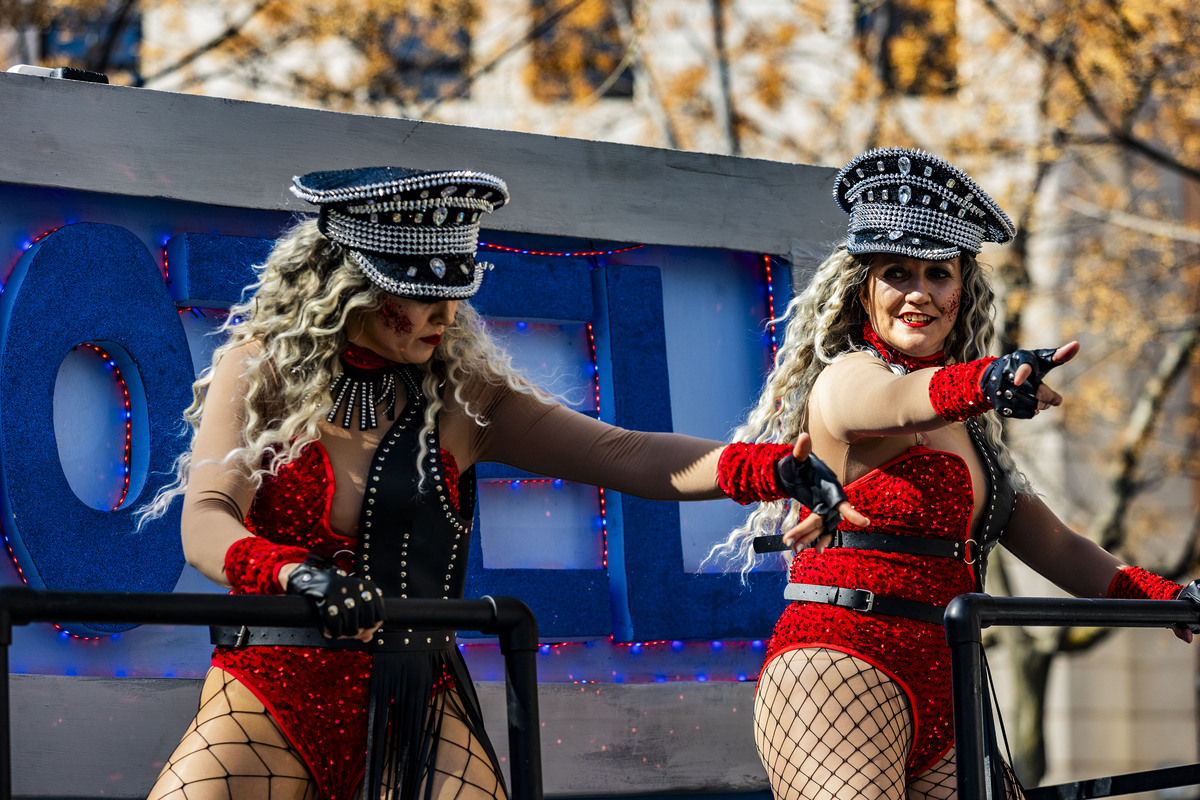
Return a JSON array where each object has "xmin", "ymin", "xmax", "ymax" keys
[
  {"xmin": 0, "ymin": 587, "xmax": 542, "ymax": 800},
  {"xmin": 946, "ymin": 594, "xmax": 1200, "ymax": 800}
]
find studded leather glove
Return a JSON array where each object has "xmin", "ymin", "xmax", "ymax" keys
[
  {"xmin": 286, "ymin": 557, "xmax": 386, "ymax": 638},
  {"xmin": 1177, "ymin": 580, "xmax": 1200, "ymax": 634},
  {"xmin": 775, "ymin": 452, "xmax": 848, "ymax": 536},
  {"xmin": 980, "ymin": 348, "xmax": 1060, "ymax": 419}
]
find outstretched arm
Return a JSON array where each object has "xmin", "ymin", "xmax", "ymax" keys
[
  {"xmin": 180, "ymin": 341, "xmax": 267, "ymax": 588},
  {"xmin": 1002, "ymin": 492, "xmax": 1196, "ymax": 643},
  {"xmin": 1000, "ymin": 492, "xmax": 1125, "ymax": 599},
  {"xmin": 461, "ymin": 382, "xmax": 867, "ymax": 534},
  {"xmin": 812, "ymin": 343, "xmax": 1078, "ymax": 443}
]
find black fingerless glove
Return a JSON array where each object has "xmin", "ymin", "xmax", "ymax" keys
[
  {"xmin": 775, "ymin": 452, "xmax": 848, "ymax": 536},
  {"xmin": 980, "ymin": 348, "xmax": 1059, "ymax": 419},
  {"xmin": 286, "ymin": 557, "xmax": 386, "ymax": 638},
  {"xmin": 1177, "ymin": 579, "xmax": 1200, "ymax": 634}
]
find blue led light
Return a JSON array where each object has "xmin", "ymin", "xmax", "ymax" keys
[
  {"xmin": 696, "ymin": 673, "xmax": 708, "ymax": 682},
  {"xmin": 737, "ymin": 672, "xmax": 748, "ymax": 681},
  {"xmin": 711, "ymin": 641, "xmax": 724, "ymax": 651},
  {"xmin": 630, "ymin": 643, "xmax": 642, "ymax": 654},
  {"xmin": 671, "ymin": 640, "xmax": 684, "ymax": 651}
]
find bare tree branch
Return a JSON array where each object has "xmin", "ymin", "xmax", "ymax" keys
[
  {"xmin": 141, "ymin": 0, "xmax": 276, "ymax": 86},
  {"xmin": 1064, "ymin": 196, "xmax": 1200, "ymax": 245},
  {"xmin": 607, "ymin": 0, "xmax": 681, "ymax": 149},
  {"xmin": 708, "ymin": 0, "xmax": 739, "ymax": 156},
  {"xmin": 1096, "ymin": 326, "xmax": 1200, "ymax": 553},
  {"xmin": 417, "ymin": 0, "xmax": 588, "ymax": 117},
  {"xmin": 976, "ymin": 0, "xmax": 1200, "ymax": 184}
]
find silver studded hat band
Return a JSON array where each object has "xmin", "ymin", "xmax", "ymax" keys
[
  {"xmin": 833, "ymin": 148, "xmax": 1015, "ymax": 261},
  {"xmin": 291, "ymin": 166, "xmax": 509, "ymax": 298}
]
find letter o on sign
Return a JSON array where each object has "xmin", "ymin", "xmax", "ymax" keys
[{"xmin": 0, "ymin": 223, "xmax": 193, "ymax": 634}]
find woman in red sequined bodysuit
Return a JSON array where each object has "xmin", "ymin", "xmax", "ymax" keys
[
  {"xmin": 708, "ymin": 148, "xmax": 1197, "ymax": 800},
  {"xmin": 140, "ymin": 166, "xmax": 864, "ymax": 800}
]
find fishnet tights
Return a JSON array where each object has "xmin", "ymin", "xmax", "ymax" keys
[
  {"xmin": 755, "ymin": 648, "xmax": 912, "ymax": 800},
  {"xmin": 393, "ymin": 686, "xmax": 508, "ymax": 800},
  {"xmin": 146, "ymin": 668, "xmax": 507, "ymax": 800},
  {"xmin": 146, "ymin": 668, "xmax": 318, "ymax": 800},
  {"xmin": 755, "ymin": 648, "xmax": 1023, "ymax": 800},
  {"xmin": 909, "ymin": 748, "xmax": 1024, "ymax": 800}
]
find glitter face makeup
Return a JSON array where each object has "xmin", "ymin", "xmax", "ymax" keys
[
  {"xmin": 349, "ymin": 297, "xmax": 458, "ymax": 364},
  {"xmin": 380, "ymin": 298, "xmax": 414, "ymax": 336},
  {"xmin": 943, "ymin": 289, "xmax": 961, "ymax": 323}
]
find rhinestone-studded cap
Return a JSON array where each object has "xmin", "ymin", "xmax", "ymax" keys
[
  {"xmin": 833, "ymin": 148, "xmax": 1015, "ymax": 260},
  {"xmin": 291, "ymin": 166, "xmax": 509, "ymax": 299}
]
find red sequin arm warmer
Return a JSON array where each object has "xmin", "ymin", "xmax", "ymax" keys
[
  {"xmin": 717, "ymin": 443, "xmax": 794, "ymax": 505},
  {"xmin": 928, "ymin": 358, "xmax": 996, "ymax": 421},
  {"xmin": 224, "ymin": 535, "xmax": 311, "ymax": 595},
  {"xmin": 1106, "ymin": 566, "xmax": 1183, "ymax": 600}
]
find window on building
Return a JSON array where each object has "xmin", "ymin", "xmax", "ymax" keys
[
  {"xmin": 854, "ymin": 0, "xmax": 957, "ymax": 96},
  {"xmin": 369, "ymin": 2, "xmax": 473, "ymax": 104},
  {"xmin": 529, "ymin": 0, "xmax": 634, "ymax": 102},
  {"xmin": 40, "ymin": 0, "xmax": 141, "ymax": 85}
]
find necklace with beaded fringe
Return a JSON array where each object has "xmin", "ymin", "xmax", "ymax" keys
[{"xmin": 328, "ymin": 345, "xmax": 424, "ymax": 430}]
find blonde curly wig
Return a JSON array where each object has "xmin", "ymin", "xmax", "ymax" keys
[
  {"xmin": 139, "ymin": 218, "xmax": 543, "ymax": 523},
  {"xmin": 707, "ymin": 245, "xmax": 1031, "ymax": 577}
]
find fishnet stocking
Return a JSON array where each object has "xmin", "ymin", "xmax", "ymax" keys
[
  {"xmin": 146, "ymin": 667, "xmax": 318, "ymax": 800},
  {"xmin": 149, "ymin": 669, "xmax": 506, "ymax": 800},
  {"xmin": 754, "ymin": 648, "xmax": 913, "ymax": 800},
  {"xmin": 908, "ymin": 749, "xmax": 1024, "ymax": 800},
  {"xmin": 384, "ymin": 686, "xmax": 507, "ymax": 800}
]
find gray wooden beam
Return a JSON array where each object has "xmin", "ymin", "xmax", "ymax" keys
[{"xmin": 0, "ymin": 72, "xmax": 841, "ymax": 256}]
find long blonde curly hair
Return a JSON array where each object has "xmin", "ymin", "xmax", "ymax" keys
[
  {"xmin": 708, "ymin": 244, "xmax": 1031, "ymax": 577},
  {"xmin": 139, "ymin": 218, "xmax": 542, "ymax": 523}
]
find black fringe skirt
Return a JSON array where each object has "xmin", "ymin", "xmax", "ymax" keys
[{"xmin": 363, "ymin": 631, "xmax": 504, "ymax": 800}]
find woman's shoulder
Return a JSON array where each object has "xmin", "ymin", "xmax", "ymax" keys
[
  {"xmin": 817, "ymin": 349, "xmax": 888, "ymax": 381},
  {"xmin": 207, "ymin": 337, "xmax": 280, "ymax": 398}
]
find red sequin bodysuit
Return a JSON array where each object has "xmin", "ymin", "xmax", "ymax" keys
[
  {"xmin": 212, "ymin": 435, "xmax": 471, "ymax": 800},
  {"xmin": 762, "ymin": 326, "xmax": 1013, "ymax": 778},
  {"xmin": 763, "ymin": 448, "xmax": 977, "ymax": 776}
]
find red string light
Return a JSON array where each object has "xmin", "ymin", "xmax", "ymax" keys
[
  {"xmin": 763, "ymin": 254, "xmax": 778, "ymax": 356},
  {"xmin": 478, "ymin": 242, "xmax": 642, "ymax": 258},
  {"xmin": 76, "ymin": 343, "xmax": 134, "ymax": 511},
  {"xmin": 585, "ymin": 323, "xmax": 609, "ymax": 569}
]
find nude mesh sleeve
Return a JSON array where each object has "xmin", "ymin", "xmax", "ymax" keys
[
  {"xmin": 464, "ymin": 381, "xmax": 727, "ymax": 501},
  {"xmin": 180, "ymin": 343, "xmax": 269, "ymax": 587},
  {"xmin": 810, "ymin": 352, "xmax": 954, "ymax": 443}
]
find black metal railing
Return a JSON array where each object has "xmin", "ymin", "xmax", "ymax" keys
[
  {"xmin": 946, "ymin": 593, "xmax": 1200, "ymax": 800},
  {"xmin": 0, "ymin": 587, "xmax": 542, "ymax": 800}
]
